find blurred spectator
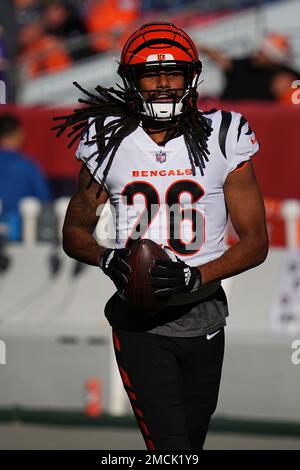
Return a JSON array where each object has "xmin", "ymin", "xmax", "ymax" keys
[
  {"xmin": 15, "ymin": 0, "xmax": 43, "ymax": 29},
  {"xmin": 18, "ymin": 20, "xmax": 72, "ymax": 78},
  {"xmin": 0, "ymin": 0, "xmax": 17, "ymax": 102},
  {"xmin": 0, "ymin": 26, "xmax": 7, "ymax": 84},
  {"xmin": 141, "ymin": 0, "xmax": 281, "ymax": 13},
  {"xmin": 141, "ymin": 0, "xmax": 185, "ymax": 11},
  {"xmin": 0, "ymin": 114, "xmax": 51, "ymax": 240},
  {"xmin": 43, "ymin": 2, "xmax": 93, "ymax": 60},
  {"xmin": 198, "ymin": 33, "xmax": 300, "ymax": 102},
  {"xmin": 270, "ymin": 68, "xmax": 300, "ymax": 104},
  {"xmin": 84, "ymin": 0, "xmax": 140, "ymax": 53}
]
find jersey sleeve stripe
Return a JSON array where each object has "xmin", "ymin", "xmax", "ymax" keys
[
  {"xmin": 218, "ymin": 111, "xmax": 232, "ymax": 159},
  {"xmin": 237, "ymin": 115, "xmax": 247, "ymax": 142}
]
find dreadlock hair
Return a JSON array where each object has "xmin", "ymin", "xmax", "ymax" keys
[{"xmin": 52, "ymin": 81, "xmax": 212, "ymax": 196}]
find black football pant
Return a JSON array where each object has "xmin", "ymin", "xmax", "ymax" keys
[{"xmin": 112, "ymin": 327, "xmax": 224, "ymax": 450}]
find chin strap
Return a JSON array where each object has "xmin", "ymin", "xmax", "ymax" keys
[
  {"xmin": 137, "ymin": 81, "xmax": 196, "ymax": 122},
  {"xmin": 141, "ymin": 101, "xmax": 184, "ymax": 121}
]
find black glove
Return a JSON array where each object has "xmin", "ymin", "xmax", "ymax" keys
[
  {"xmin": 150, "ymin": 255, "xmax": 202, "ymax": 298},
  {"xmin": 99, "ymin": 248, "xmax": 131, "ymax": 291}
]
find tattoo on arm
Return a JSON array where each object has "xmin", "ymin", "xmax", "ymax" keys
[
  {"xmin": 62, "ymin": 165, "xmax": 109, "ymax": 266},
  {"xmin": 65, "ymin": 165, "xmax": 109, "ymax": 234}
]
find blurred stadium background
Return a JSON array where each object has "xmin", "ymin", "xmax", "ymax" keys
[{"xmin": 0, "ymin": 0, "xmax": 300, "ymax": 450}]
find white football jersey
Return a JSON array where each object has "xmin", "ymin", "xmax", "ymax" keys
[{"xmin": 76, "ymin": 109, "xmax": 259, "ymax": 267}]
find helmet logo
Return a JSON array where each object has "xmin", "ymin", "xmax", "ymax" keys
[{"xmin": 146, "ymin": 53, "xmax": 175, "ymax": 62}]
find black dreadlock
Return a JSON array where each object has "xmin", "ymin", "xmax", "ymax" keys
[{"xmin": 52, "ymin": 82, "xmax": 212, "ymax": 194}]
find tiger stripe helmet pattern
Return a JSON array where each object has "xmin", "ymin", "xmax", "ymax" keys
[{"xmin": 118, "ymin": 22, "xmax": 202, "ymax": 121}]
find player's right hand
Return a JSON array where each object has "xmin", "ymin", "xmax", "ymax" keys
[{"xmin": 99, "ymin": 248, "xmax": 131, "ymax": 291}]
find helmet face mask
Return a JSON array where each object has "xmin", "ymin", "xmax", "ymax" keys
[{"xmin": 118, "ymin": 23, "xmax": 202, "ymax": 122}]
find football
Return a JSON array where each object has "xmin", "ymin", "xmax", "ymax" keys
[{"xmin": 124, "ymin": 239, "xmax": 170, "ymax": 315}]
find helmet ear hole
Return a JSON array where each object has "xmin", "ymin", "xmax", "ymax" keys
[
  {"xmin": 195, "ymin": 60, "xmax": 202, "ymax": 75},
  {"xmin": 117, "ymin": 65, "xmax": 124, "ymax": 78}
]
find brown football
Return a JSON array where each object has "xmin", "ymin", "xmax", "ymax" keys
[{"xmin": 124, "ymin": 239, "xmax": 170, "ymax": 315}]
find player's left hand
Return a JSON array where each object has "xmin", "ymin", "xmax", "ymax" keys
[{"xmin": 150, "ymin": 255, "xmax": 202, "ymax": 298}]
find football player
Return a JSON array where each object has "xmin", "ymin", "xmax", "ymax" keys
[{"xmin": 54, "ymin": 22, "xmax": 268, "ymax": 450}]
